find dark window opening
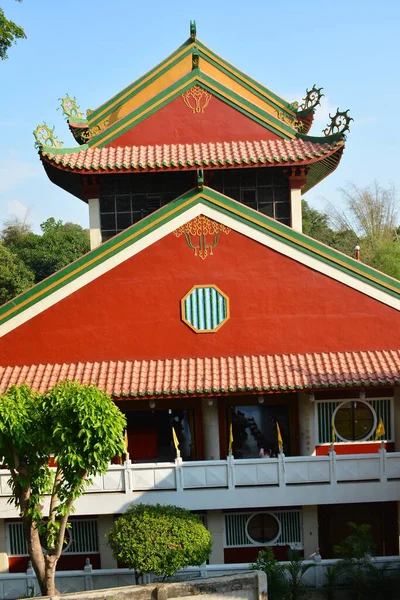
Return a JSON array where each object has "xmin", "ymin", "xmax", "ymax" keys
[
  {"xmin": 207, "ymin": 169, "xmax": 290, "ymax": 226},
  {"xmin": 99, "ymin": 172, "xmax": 196, "ymax": 242}
]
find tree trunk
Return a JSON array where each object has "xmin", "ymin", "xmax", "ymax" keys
[{"xmin": 43, "ymin": 555, "xmax": 59, "ymax": 597}]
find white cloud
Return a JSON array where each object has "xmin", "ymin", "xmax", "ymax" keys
[
  {"xmin": 7, "ymin": 199, "xmax": 31, "ymax": 221},
  {"xmin": 0, "ymin": 159, "xmax": 41, "ymax": 193}
]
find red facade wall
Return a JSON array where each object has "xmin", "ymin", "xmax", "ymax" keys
[
  {"xmin": 1, "ymin": 228, "xmax": 400, "ymax": 367},
  {"xmin": 107, "ymin": 94, "xmax": 280, "ymax": 147}
]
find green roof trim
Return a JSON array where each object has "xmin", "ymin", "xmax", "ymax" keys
[
  {"xmin": 195, "ymin": 39, "xmax": 295, "ymax": 114},
  {"xmin": 1, "ymin": 186, "xmax": 398, "ymax": 329},
  {"xmin": 88, "ymin": 39, "xmax": 193, "ymax": 127},
  {"xmin": 87, "ymin": 36, "xmax": 300, "ymax": 133},
  {"xmin": 87, "ymin": 71, "xmax": 295, "ymax": 149}
]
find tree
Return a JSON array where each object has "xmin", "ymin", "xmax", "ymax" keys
[
  {"xmin": 0, "ymin": 1, "xmax": 26, "ymax": 60},
  {"xmin": 251, "ymin": 547, "xmax": 289, "ymax": 600},
  {"xmin": 108, "ymin": 504, "xmax": 212, "ymax": 579},
  {"xmin": 0, "ymin": 243, "xmax": 34, "ymax": 304},
  {"xmin": 0, "ymin": 382, "xmax": 126, "ymax": 596},
  {"xmin": 3, "ymin": 217, "xmax": 90, "ymax": 283},
  {"xmin": 333, "ymin": 522, "xmax": 376, "ymax": 600}
]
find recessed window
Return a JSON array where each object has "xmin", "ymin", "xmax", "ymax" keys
[
  {"xmin": 334, "ymin": 400, "xmax": 376, "ymax": 441},
  {"xmin": 246, "ymin": 513, "xmax": 281, "ymax": 545}
]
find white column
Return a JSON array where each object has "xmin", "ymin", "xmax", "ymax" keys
[
  {"xmin": 298, "ymin": 392, "xmax": 316, "ymax": 456},
  {"xmin": 97, "ymin": 515, "xmax": 117, "ymax": 569},
  {"xmin": 88, "ymin": 198, "xmax": 102, "ymax": 250},
  {"xmin": 290, "ymin": 188, "xmax": 302, "ymax": 233},
  {"xmin": 394, "ymin": 388, "xmax": 400, "ymax": 451},
  {"xmin": 0, "ymin": 520, "xmax": 8, "ymax": 573},
  {"xmin": 201, "ymin": 398, "xmax": 220, "ymax": 460},
  {"xmin": 207, "ymin": 510, "xmax": 225, "ymax": 564},
  {"xmin": 302, "ymin": 505, "xmax": 319, "ymax": 559}
]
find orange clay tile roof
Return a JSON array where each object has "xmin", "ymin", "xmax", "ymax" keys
[
  {"xmin": 1, "ymin": 349, "xmax": 399, "ymax": 398},
  {"xmin": 41, "ymin": 139, "xmax": 343, "ymax": 173}
]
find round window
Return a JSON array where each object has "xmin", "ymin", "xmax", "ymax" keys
[
  {"xmin": 334, "ymin": 400, "xmax": 376, "ymax": 442},
  {"xmin": 246, "ymin": 512, "xmax": 280, "ymax": 545}
]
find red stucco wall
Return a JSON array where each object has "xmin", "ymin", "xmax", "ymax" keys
[
  {"xmin": 107, "ymin": 94, "xmax": 280, "ymax": 147},
  {"xmin": 1, "ymin": 228, "xmax": 400, "ymax": 367}
]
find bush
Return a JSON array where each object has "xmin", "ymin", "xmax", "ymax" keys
[{"xmin": 108, "ymin": 504, "xmax": 212, "ymax": 578}]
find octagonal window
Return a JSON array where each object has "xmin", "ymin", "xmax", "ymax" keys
[{"xmin": 181, "ymin": 285, "xmax": 229, "ymax": 333}]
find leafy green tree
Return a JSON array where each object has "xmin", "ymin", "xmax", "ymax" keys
[
  {"xmin": 284, "ymin": 550, "xmax": 314, "ymax": 600},
  {"xmin": 302, "ymin": 200, "xmax": 336, "ymax": 246},
  {"xmin": 0, "ymin": 382, "xmax": 126, "ymax": 596},
  {"xmin": 0, "ymin": 1, "xmax": 26, "ymax": 60},
  {"xmin": 5, "ymin": 217, "xmax": 90, "ymax": 283},
  {"xmin": 0, "ymin": 243, "xmax": 34, "ymax": 304},
  {"xmin": 334, "ymin": 522, "xmax": 376, "ymax": 600},
  {"xmin": 108, "ymin": 504, "xmax": 212, "ymax": 579},
  {"xmin": 251, "ymin": 547, "xmax": 289, "ymax": 600}
]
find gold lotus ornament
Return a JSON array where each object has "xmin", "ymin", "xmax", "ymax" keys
[
  {"xmin": 182, "ymin": 85, "xmax": 212, "ymax": 114},
  {"xmin": 173, "ymin": 215, "xmax": 230, "ymax": 260}
]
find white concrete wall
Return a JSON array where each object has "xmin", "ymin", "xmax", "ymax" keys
[
  {"xmin": 302, "ymin": 505, "xmax": 319, "ymax": 558},
  {"xmin": 0, "ymin": 521, "xmax": 7, "ymax": 573},
  {"xmin": 298, "ymin": 392, "xmax": 316, "ymax": 455},
  {"xmin": 88, "ymin": 198, "xmax": 102, "ymax": 249},
  {"xmin": 290, "ymin": 188, "xmax": 302, "ymax": 233},
  {"xmin": 207, "ymin": 510, "xmax": 225, "ymax": 564},
  {"xmin": 201, "ymin": 399, "xmax": 220, "ymax": 460},
  {"xmin": 97, "ymin": 515, "xmax": 117, "ymax": 569}
]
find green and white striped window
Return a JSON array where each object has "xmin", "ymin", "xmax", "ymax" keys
[
  {"xmin": 224, "ymin": 510, "xmax": 302, "ymax": 548},
  {"xmin": 181, "ymin": 285, "xmax": 229, "ymax": 333},
  {"xmin": 316, "ymin": 398, "xmax": 393, "ymax": 444}
]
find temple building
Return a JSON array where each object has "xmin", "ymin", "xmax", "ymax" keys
[{"xmin": 0, "ymin": 22, "xmax": 400, "ymax": 576}]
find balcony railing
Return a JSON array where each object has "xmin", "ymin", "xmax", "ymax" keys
[{"xmin": 0, "ymin": 447, "xmax": 398, "ymax": 497}]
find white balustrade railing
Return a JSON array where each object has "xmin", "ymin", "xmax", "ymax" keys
[
  {"xmin": 0, "ymin": 447, "xmax": 398, "ymax": 497},
  {"xmin": 2, "ymin": 555, "xmax": 400, "ymax": 600}
]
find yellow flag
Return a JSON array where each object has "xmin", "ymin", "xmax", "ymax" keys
[
  {"xmin": 228, "ymin": 422, "xmax": 234, "ymax": 454},
  {"xmin": 276, "ymin": 422, "xmax": 283, "ymax": 453},
  {"xmin": 375, "ymin": 417, "xmax": 385, "ymax": 441},
  {"xmin": 331, "ymin": 418, "xmax": 336, "ymax": 443},
  {"xmin": 172, "ymin": 427, "xmax": 181, "ymax": 457}
]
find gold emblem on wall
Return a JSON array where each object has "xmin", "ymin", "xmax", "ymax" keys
[
  {"xmin": 182, "ymin": 85, "xmax": 212, "ymax": 114},
  {"xmin": 173, "ymin": 215, "xmax": 230, "ymax": 259}
]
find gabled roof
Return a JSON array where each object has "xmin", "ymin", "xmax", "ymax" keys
[
  {"xmin": 1, "ymin": 349, "xmax": 399, "ymax": 397},
  {"xmin": 41, "ymin": 138, "xmax": 344, "ymax": 197},
  {"xmin": 83, "ymin": 33, "xmax": 306, "ymax": 145},
  {"xmin": 1, "ymin": 186, "xmax": 399, "ymax": 338}
]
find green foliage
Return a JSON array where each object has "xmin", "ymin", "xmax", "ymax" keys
[
  {"xmin": 333, "ymin": 522, "xmax": 376, "ymax": 600},
  {"xmin": 0, "ymin": 217, "xmax": 90, "ymax": 305},
  {"xmin": 108, "ymin": 504, "xmax": 212, "ymax": 577},
  {"xmin": 0, "ymin": 243, "xmax": 35, "ymax": 304},
  {"xmin": 0, "ymin": 2, "xmax": 26, "ymax": 60},
  {"xmin": 284, "ymin": 550, "xmax": 314, "ymax": 600},
  {"xmin": 251, "ymin": 547, "xmax": 289, "ymax": 600},
  {"xmin": 0, "ymin": 382, "xmax": 126, "ymax": 595},
  {"xmin": 6, "ymin": 218, "xmax": 90, "ymax": 283}
]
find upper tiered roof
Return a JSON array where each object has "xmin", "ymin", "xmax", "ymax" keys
[{"xmin": 34, "ymin": 22, "xmax": 352, "ymax": 201}]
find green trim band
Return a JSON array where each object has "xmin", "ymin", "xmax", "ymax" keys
[{"xmin": 1, "ymin": 186, "xmax": 399, "ymax": 328}]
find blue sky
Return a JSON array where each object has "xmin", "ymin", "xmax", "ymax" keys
[{"xmin": 0, "ymin": 0, "xmax": 399, "ymax": 232}]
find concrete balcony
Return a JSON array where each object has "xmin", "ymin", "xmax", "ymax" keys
[{"xmin": 0, "ymin": 449, "xmax": 399, "ymax": 517}]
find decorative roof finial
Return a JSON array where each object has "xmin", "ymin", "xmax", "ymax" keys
[
  {"xmin": 300, "ymin": 85, "xmax": 324, "ymax": 111},
  {"xmin": 190, "ymin": 20, "xmax": 197, "ymax": 41},
  {"xmin": 197, "ymin": 168, "xmax": 204, "ymax": 189},
  {"xmin": 33, "ymin": 123, "xmax": 63, "ymax": 149},
  {"xmin": 323, "ymin": 108, "xmax": 353, "ymax": 137},
  {"xmin": 58, "ymin": 94, "xmax": 84, "ymax": 120}
]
